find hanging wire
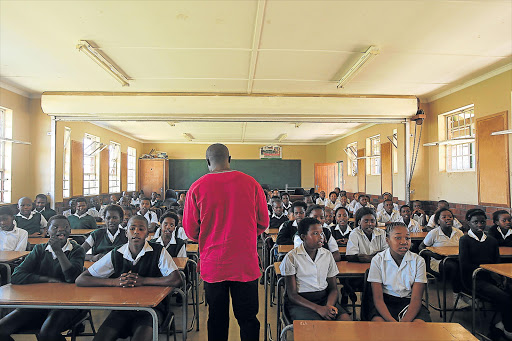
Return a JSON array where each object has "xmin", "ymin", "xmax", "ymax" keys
[{"xmin": 408, "ymin": 120, "xmax": 423, "ymax": 193}]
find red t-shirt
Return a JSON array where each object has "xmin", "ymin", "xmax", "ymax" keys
[{"xmin": 183, "ymin": 170, "xmax": 269, "ymax": 283}]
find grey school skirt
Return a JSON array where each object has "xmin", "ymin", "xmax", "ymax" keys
[
  {"xmin": 285, "ymin": 289, "xmax": 349, "ymax": 321},
  {"xmin": 368, "ymin": 293, "xmax": 431, "ymax": 322}
]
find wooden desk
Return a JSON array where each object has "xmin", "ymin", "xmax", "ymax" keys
[
  {"xmin": 0, "ymin": 251, "xmax": 30, "ymax": 284},
  {"xmin": 69, "ymin": 229, "xmax": 95, "ymax": 236},
  {"xmin": 426, "ymin": 246, "xmax": 459, "ymax": 257},
  {"xmin": 336, "ymin": 261, "xmax": 370, "ymax": 276},
  {"xmin": 293, "ymin": 321, "xmax": 478, "ymax": 341},
  {"xmin": 0, "ymin": 283, "xmax": 182, "ymax": 341},
  {"xmin": 338, "ymin": 246, "xmax": 346, "ymax": 254},
  {"xmin": 96, "ymin": 221, "xmax": 105, "ymax": 226},
  {"xmin": 277, "ymin": 245, "xmax": 294, "ymax": 254},
  {"xmin": 267, "ymin": 228, "xmax": 279, "ymax": 235},
  {"xmin": 271, "ymin": 234, "xmax": 277, "ymax": 242},
  {"xmin": 410, "ymin": 232, "xmax": 427, "ymax": 240},
  {"xmin": 274, "ymin": 261, "xmax": 282, "ymax": 276},
  {"xmin": 348, "ymin": 218, "xmax": 355, "ymax": 223},
  {"xmin": 84, "ymin": 261, "xmax": 93, "ymax": 269},
  {"xmin": 480, "ymin": 263, "xmax": 512, "ymax": 279},
  {"xmin": 186, "ymin": 244, "xmax": 198, "ymax": 253},
  {"xmin": 28, "ymin": 237, "xmax": 49, "ymax": 245},
  {"xmin": 499, "ymin": 246, "xmax": 512, "ymax": 257},
  {"xmin": 173, "ymin": 257, "xmax": 188, "ymax": 271}
]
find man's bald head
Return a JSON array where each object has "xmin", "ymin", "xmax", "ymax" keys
[{"xmin": 206, "ymin": 144, "xmax": 231, "ymax": 171}]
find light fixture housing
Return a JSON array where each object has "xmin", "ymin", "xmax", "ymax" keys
[
  {"xmin": 277, "ymin": 133, "xmax": 287, "ymax": 142},
  {"xmin": 183, "ymin": 133, "xmax": 194, "ymax": 141},
  {"xmin": 423, "ymin": 137, "xmax": 475, "ymax": 147},
  {"xmin": 491, "ymin": 129, "xmax": 512, "ymax": 136},
  {"xmin": 337, "ymin": 46, "xmax": 379, "ymax": 89},
  {"xmin": 77, "ymin": 40, "xmax": 130, "ymax": 87}
]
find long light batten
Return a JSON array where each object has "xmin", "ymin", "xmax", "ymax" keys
[
  {"xmin": 77, "ymin": 40, "xmax": 130, "ymax": 87},
  {"xmin": 491, "ymin": 129, "xmax": 512, "ymax": 136},
  {"xmin": 337, "ymin": 46, "xmax": 379, "ymax": 89}
]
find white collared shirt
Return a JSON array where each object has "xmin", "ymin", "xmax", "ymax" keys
[
  {"xmin": 412, "ymin": 213, "xmax": 428, "ymax": 225},
  {"xmin": 468, "ymin": 229, "xmax": 487, "ymax": 242},
  {"xmin": 427, "ymin": 214, "xmax": 462, "ymax": 229},
  {"xmin": 316, "ymin": 197, "xmax": 327, "ymax": 206},
  {"xmin": 131, "ymin": 198, "xmax": 140, "ymax": 206},
  {"xmin": 333, "ymin": 202, "xmax": 350, "ymax": 211},
  {"xmin": 0, "ymin": 226, "xmax": 28, "ymax": 251},
  {"xmin": 280, "ymin": 243, "xmax": 338, "ymax": 293},
  {"xmin": 87, "ymin": 207, "xmax": 101, "ymax": 218},
  {"xmin": 352, "ymin": 202, "xmax": 375, "ymax": 215},
  {"xmin": 73, "ymin": 212, "xmax": 90, "ymax": 219},
  {"xmin": 346, "ymin": 227, "xmax": 388, "ymax": 256},
  {"xmin": 368, "ymin": 249, "xmax": 427, "ymax": 298},
  {"xmin": 271, "ymin": 213, "xmax": 285, "ymax": 219},
  {"xmin": 154, "ymin": 236, "xmax": 187, "ymax": 258},
  {"xmin": 16, "ymin": 211, "xmax": 47, "ymax": 227},
  {"xmin": 293, "ymin": 232, "xmax": 338, "ymax": 253},
  {"xmin": 88, "ymin": 240, "xmax": 178, "ymax": 278},
  {"xmin": 334, "ymin": 224, "xmax": 353, "ymax": 237},
  {"xmin": 324, "ymin": 200, "xmax": 339, "ymax": 210},
  {"xmin": 376, "ymin": 202, "xmax": 399, "ymax": 213},
  {"xmin": 498, "ymin": 227, "xmax": 512, "ymax": 240},
  {"xmin": 423, "ymin": 226, "xmax": 463, "ymax": 247},
  {"xmin": 45, "ymin": 238, "xmax": 73, "ymax": 259},
  {"xmin": 376, "ymin": 210, "xmax": 401, "ymax": 224},
  {"xmin": 63, "ymin": 209, "xmax": 72, "ymax": 217},
  {"xmin": 153, "ymin": 226, "xmax": 188, "ymax": 241},
  {"xmin": 399, "ymin": 217, "xmax": 421, "ymax": 233},
  {"xmin": 85, "ymin": 226, "xmax": 123, "ymax": 247},
  {"xmin": 137, "ymin": 210, "xmax": 158, "ymax": 224}
]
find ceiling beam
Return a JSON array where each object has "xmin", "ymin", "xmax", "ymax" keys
[{"xmin": 246, "ymin": 0, "xmax": 267, "ymax": 94}]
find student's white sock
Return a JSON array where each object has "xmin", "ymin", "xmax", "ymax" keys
[{"xmin": 495, "ymin": 321, "xmax": 504, "ymax": 331}]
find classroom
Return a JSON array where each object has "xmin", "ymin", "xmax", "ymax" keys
[{"xmin": 0, "ymin": 1, "xmax": 511, "ymax": 340}]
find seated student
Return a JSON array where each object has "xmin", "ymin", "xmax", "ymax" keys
[
  {"xmin": 426, "ymin": 200, "xmax": 462, "ymax": 231},
  {"xmin": 276, "ymin": 201, "xmax": 307, "ymax": 245},
  {"xmin": 419, "ymin": 208, "xmax": 467, "ymax": 308},
  {"xmin": 82, "ymin": 205, "xmax": 128, "ymax": 261},
  {"xmin": 121, "ymin": 206, "xmax": 133, "ymax": 228},
  {"xmin": 334, "ymin": 194, "xmax": 350, "ymax": 213},
  {"xmin": 75, "ymin": 215, "xmax": 183, "ymax": 341},
  {"xmin": 334, "ymin": 187, "xmax": 341, "ymax": 195},
  {"xmin": 178, "ymin": 191, "xmax": 187, "ymax": 203},
  {"xmin": 87, "ymin": 196, "xmax": 103, "ymax": 221},
  {"xmin": 293, "ymin": 205, "xmax": 341, "ymax": 262},
  {"xmin": 488, "ymin": 210, "xmax": 512, "ymax": 247},
  {"xmin": 150, "ymin": 192, "xmax": 159, "ymax": 207},
  {"xmin": 348, "ymin": 192, "xmax": 360, "ymax": 211},
  {"xmin": 376, "ymin": 192, "xmax": 399, "ymax": 213},
  {"xmin": 459, "ymin": 209, "xmax": 512, "ymax": 340},
  {"xmin": 339, "ymin": 190, "xmax": 347, "ymax": 197},
  {"xmin": 34, "ymin": 194, "xmax": 57, "ymax": 221},
  {"xmin": 118, "ymin": 195, "xmax": 131, "ymax": 207},
  {"xmin": 376, "ymin": 199, "xmax": 401, "ymax": 225},
  {"xmin": 281, "ymin": 192, "xmax": 292, "ymax": 215},
  {"xmin": 15, "ymin": 197, "xmax": 47, "ymax": 236},
  {"xmin": 280, "ymin": 217, "xmax": 351, "ymax": 322},
  {"xmin": 352, "ymin": 194, "xmax": 375, "ymax": 215},
  {"xmin": 0, "ymin": 206, "xmax": 28, "ymax": 251},
  {"xmin": 153, "ymin": 194, "xmax": 164, "ymax": 208},
  {"xmin": 368, "ymin": 222, "xmax": 431, "ymax": 322},
  {"xmin": 411, "ymin": 200, "xmax": 429, "ymax": 226},
  {"xmin": 175, "ymin": 209, "xmax": 188, "ymax": 241},
  {"xmin": 324, "ymin": 207, "xmax": 335, "ymax": 228},
  {"xmin": 398, "ymin": 205, "xmax": 421, "ymax": 232},
  {"xmin": 150, "ymin": 212, "xmax": 186, "ymax": 258},
  {"xmin": 316, "ymin": 191, "xmax": 327, "ymax": 206},
  {"xmin": 346, "ymin": 207, "xmax": 387, "ymax": 263},
  {"xmin": 137, "ymin": 197, "xmax": 158, "ymax": 232},
  {"xmin": 331, "ymin": 207, "xmax": 352, "ymax": 246},
  {"xmin": 67, "ymin": 197, "xmax": 97, "ymax": 230},
  {"xmin": 303, "ymin": 194, "xmax": 314, "ymax": 208},
  {"xmin": 269, "ymin": 198, "xmax": 289, "ymax": 229},
  {"xmin": 271, "ymin": 189, "xmax": 280, "ymax": 198},
  {"xmin": 130, "ymin": 192, "xmax": 140, "ymax": 207},
  {"xmin": 0, "ymin": 215, "xmax": 85, "ymax": 341},
  {"xmin": 324, "ymin": 191, "xmax": 339, "ymax": 210},
  {"xmin": 62, "ymin": 198, "xmax": 77, "ymax": 217}
]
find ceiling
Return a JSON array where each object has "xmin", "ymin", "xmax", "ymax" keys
[{"xmin": 1, "ymin": 0, "xmax": 511, "ymax": 144}]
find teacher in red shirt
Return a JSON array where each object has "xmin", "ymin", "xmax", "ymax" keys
[{"xmin": 183, "ymin": 143, "xmax": 269, "ymax": 341}]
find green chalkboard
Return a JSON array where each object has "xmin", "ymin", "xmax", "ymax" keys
[{"xmin": 168, "ymin": 159, "xmax": 301, "ymax": 190}]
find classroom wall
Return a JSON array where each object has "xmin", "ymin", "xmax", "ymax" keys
[{"xmin": 142, "ymin": 143, "xmax": 326, "ymax": 189}]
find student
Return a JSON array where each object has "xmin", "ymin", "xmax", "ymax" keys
[
  {"xmin": 271, "ymin": 189, "xmax": 280, "ymax": 198},
  {"xmin": 303, "ymin": 194, "xmax": 314, "ymax": 207},
  {"xmin": 316, "ymin": 191, "xmax": 327, "ymax": 206},
  {"xmin": 293, "ymin": 205, "xmax": 341, "ymax": 261},
  {"xmin": 411, "ymin": 200, "xmax": 428, "ymax": 226},
  {"xmin": 398, "ymin": 205, "xmax": 421, "ymax": 233},
  {"xmin": 368, "ymin": 222, "xmax": 430, "ymax": 322},
  {"xmin": 339, "ymin": 190, "xmax": 347, "ymax": 197},
  {"xmin": 280, "ymin": 217, "xmax": 351, "ymax": 322},
  {"xmin": 76, "ymin": 215, "xmax": 183, "ymax": 341},
  {"xmin": 15, "ymin": 197, "xmax": 47, "ymax": 235},
  {"xmin": 67, "ymin": 197, "xmax": 97, "ymax": 230},
  {"xmin": 82, "ymin": 205, "xmax": 128, "ymax": 261},
  {"xmin": 488, "ymin": 210, "xmax": 512, "ymax": 246},
  {"xmin": 281, "ymin": 192, "xmax": 292, "ymax": 214},
  {"xmin": 276, "ymin": 201, "xmax": 307, "ymax": 245},
  {"xmin": 376, "ymin": 192, "xmax": 399, "ymax": 213},
  {"xmin": 426, "ymin": 200, "xmax": 462, "ymax": 230},
  {"xmin": 324, "ymin": 207, "xmax": 334, "ymax": 228},
  {"xmin": 0, "ymin": 206, "xmax": 28, "ymax": 251},
  {"xmin": 150, "ymin": 192, "xmax": 159, "ymax": 207},
  {"xmin": 153, "ymin": 193, "xmax": 164, "ymax": 209},
  {"xmin": 178, "ymin": 191, "xmax": 187, "ymax": 202},
  {"xmin": 334, "ymin": 187, "xmax": 341, "ymax": 195},
  {"xmin": 150, "ymin": 211, "xmax": 186, "ymax": 257},
  {"xmin": 34, "ymin": 194, "xmax": 57, "ymax": 221},
  {"xmin": 62, "ymin": 198, "xmax": 77, "ymax": 217},
  {"xmin": 121, "ymin": 206, "xmax": 133, "ymax": 228},
  {"xmin": 118, "ymin": 195, "xmax": 131, "ymax": 207},
  {"xmin": 346, "ymin": 207, "xmax": 387, "ymax": 263},
  {"xmin": 331, "ymin": 207, "xmax": 352, "ymax": 246},
  {"xmin": 325, "ymin": 191, "xmax": 339, "ymax": 210},
  {"xmin": 352, "ymin": 194, "xmax": 375, "ymax": 215},
  {"xmin": 333, "ymin": 195, "xmax": 350, "ymax": 212},
  {"xmin": 137, "ymin": 197, "xmax": 158, "ymax": 232},
  {"xmin": 0, "ymin": 215, "xmax": 85, "ymax": 341},
  {"xmin": 419, "ymin": 208, "xmax": 466, "ymax": 308},
  {"xmin": 175, "ymin": 209, "xmax": 188, "ymax": 241},
  {"xmin": 376, "ymin": 199, "xmax": 401, "ymax": 225},
  {"xmin": 269, "ymin": 198, "xmax": 289, "ymax": 229},
  {"xmin": 130, "ymin": 192, "xmax": 140, "ymax": 207},
  {"xmin": 348, "ymin": 192, "xmax": 360, "ymax": 211},
  {"xmin": 459, "ymin": 209, "xmax": 512, "ymax": 339},
  {"xmin": 87, "ymin": 196, "xmax": 103, "ymax": 221}
]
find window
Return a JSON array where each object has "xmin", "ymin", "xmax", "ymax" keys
[
  {"xmin": 109, "ymin": 141, "xmax": 121, "ymax": 193},
  {"xmin": 366, "ymin": 135, "xmax": 381, "ymax": 175},
  {"xmin": 446, "ymin": 105, "xmax": 475, "ymax": 171},
  {"xmin": 392, "ymin": 128, "xmax": 398, "ymax": 174},
  {"xmin": 63, "ymin": 127, "xmax": 71, "ymax": 198},
  {"xmin": 346, "ymin": 142, "xmax": 358, "ymax": 176},
  {"xmin": 127, "ymin": 147, "xmax": 136, "ymax": 191},
  {"xmin": 83, "ymin": 133, "xmax": 100, "ymax": 195},
  {"xmin": 0, "ymin": 108, "xmax": 12, "ymax": 203}
]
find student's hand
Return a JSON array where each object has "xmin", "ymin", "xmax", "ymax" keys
[
  {"xmin": 48, "ymin": 236, "xmax": 63, "ymax": 253},
  {"xmin": 413, "ymin": 208, "xmax": 425, "ymax": 216},
  {"xmin": 316, "ymin": 305, "xmax": 337, "ymax": 320}
]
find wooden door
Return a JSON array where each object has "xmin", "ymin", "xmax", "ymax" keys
[
  {"xmin": 138, "ymin": 159, "xmax": 166, "ymax": 197},
  {"xmin": 381, "ymin": 142, "xmax": 393, "ymax": 194},
  {"xmin": 357, "ymin": 148, "xmax": 366, "ymax": 193},
  {"xmin": 314, "ymin": 163, "xmax": 338, "ymax": 194},
  {"xmin": 71, "ymin": 140, "xmax": 83, "ymax": 197}
]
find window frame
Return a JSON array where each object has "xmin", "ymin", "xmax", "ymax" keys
[
  {"xmin": 83, "ymin": 133, "xmax": 101, "ymax": 196},
  {"xmin": 127, "ymin": 146, "xmax": 136, "ymax": 191},
  {"xmin": 109, "ymin": 141, "xmax": 121, "ymax": 193},
  {"xmin": 63, "ymin": 127, "xmax": 71, "ymax": 198},
  {"xmin": 0, "ymin": 107, "xmax": 12, "ymax": 203},
  {"xmin": 445, "ymin": 105, "xmax": 475, "ymax": 172},
  {"xmin": 346, "ymin": 142, "xmax": 358, "ymax": 176},
  {"xmin": 366, "ymin": 134, "xmax": 381, "ymax": 176}
]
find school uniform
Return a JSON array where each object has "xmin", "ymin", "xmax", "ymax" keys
[
  {"xmin": 399, "ymin": 217, "xmax": 421, "ymax": 233},
  {"xmin": 35, "ymin": 207, "xmax": 57, "ymax": 222},
  {"xmin": 352, "ymin": 202, "xmax": 375, "ymax": 215},
  {"xmin": 412, "ymin": 213, "xmax": 428, "ymax": 226},
  {"xmin": 426, "ymin": 214, "xmax": 462, "ymax": 230},
  {"xmin": 86, "ymin": 207, "xmax": 101, "ymax": 218},
  {"xmin": 367, "ymin": 249, "xmax": 431, "ymax": 321},
  {"xmin": 316, "ymin": 197, "xmax": 327, "ymax": 206},
  {"xmin": 293, "ymin": 227, "xmax": 338, "ymax": 253},
  {"xmin": 422, "ymin": 226, "xmax": 463, "ymax": 272},
  {"xmin": 131, "ymin": 198, "xmax": 140, "ymax": 206},
  {"xmin": 67, "ymin": 212, "xmax": 97, "ymax": 230},
  {"xmin": 282, "ymin": 202, "xmax": 291, "ymax": 215},
  {"xmin": 151, "ymin": 199, "xmax": 163, "ymax": 208},
  {"xmin": 62, "ymin": 208, "xmax": 73, "ymax": 217},
  {"xmin": 376, "ymin": 202, "xmax": 399, "ymax": 213},
  {"xmin": 84, "ymin": 226, "xmax": 128, "ymax": 256},
  {"xmin": 14, "ymin": 211, "xmax": 47, "ymax": 235},
  {"xmin": 88, "ymin": 241, "xmax": 178, "ymax": 338},
  {"xmin": 137, "ymin": 210, "xmax": 158, "ymax": 226},
  {"xmin": 376, "ymin": 210, "xmax": 401, "ymax": 224},
  {"xmin": 280, "ymin": 243, "xmax": 348, "ymax": 321},
  {"xmin": 487, "ymin": 225, "xmax": 512, "ymax": 247},
  {"xmin": 333, "ymin": 202, "xmax": 350, "ymax": 212},
  {"xmin": 346, "ymin": 227, "xmax": 388, "ymax": 257},
  {"xmin": 150, "ymin": 234, "xmax": 186, "ymax": 258},
  {"xmin": 324, "ymin": 200, "xmax": 339, "ymax": 210},
  {"xmin": 276, "ymin": 220, "xmax": 298, "ymax": 245},
  {"xmin": 331, "ymin": 225, "xmax": 353, "ymax": 246},
  {"xmin": 269, "ymin": 213, "xmax": 288, "ymax": 229},
  {"xmin": 0, "ymin": 226, "xmax": 28, "ymax": 251}
]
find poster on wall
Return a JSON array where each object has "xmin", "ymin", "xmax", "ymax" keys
[{"xmin": 260, "ymin": 145, "xmax": 282, "ymax": 159}]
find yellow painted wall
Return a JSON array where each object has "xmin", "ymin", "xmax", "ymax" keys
[{"xmin": 143, "ymin": 143, "xmax": 326, "ymax": 189}]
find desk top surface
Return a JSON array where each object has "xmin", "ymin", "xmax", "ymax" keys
[
  {"xmin": 273, "ymin": 261, "xmax": 369, "ymax": 276},
  {"xmin": 186, "ymin": 244, "xmax": 198, "ymax": 253},
  {"xmin": 339, "ymin": 246, "xmax": 346, "ymax": 254},
  {"xmin": 0, "ymin": 283, "xmax": 172, "ymax": 308},
  {"xmin": 426, "ymin": 246, "xmax": 512, "ymax": 257},
  {"xmin": 410, "ymin": 232, "xmax": 427, "ymax": 240},
  {"xmin": 69, "ymin": 229, "xmax": 95, "ymax": 235},
  {"xmin": 0, "ymin": 251, "xmax": 30, "ymax": 263},
  {"xmin": 278, "ymin": 245, "xmax": 294, "ymax": 253},
  {"xmin": 480, "ymin": 263, "xmax": 512, "ymax": 279},
  {"xmin": 267, "ymin": 228, "xmax": 279, "ymax": 235},
  {"xmin": 292, "ymin": 321, "xmax": 477, "ymax": 341},
  {"xmin": 27, "ymin": 237, "xmax": 50, "ymax": 245},
  {"xmin": 84, "ymin": 257, "xmax": 188, "ymax": 271}
]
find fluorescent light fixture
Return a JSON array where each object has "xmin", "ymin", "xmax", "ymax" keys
[
  {"xmin": 183, "ymin": 133, "xmax": 194, "ymax": 141},
  {"xmin": 423, "ymin": 137, "xmax": 475, "ymax": 147},
  {"xmin": 0, "ymin": 137, "xmax": 31, "ymax": 145},
  {"xmin": 77, "ymin": 40, "xmax": 130, "ymax": 87},
  {"xmin": 491, "ymin": 129, "xmax": 512, "ymax": 136},
  {"xmin": 294, "ymin": 123, "xmax": 302, "ymax": 128},
  {"xmin": 337, "ymin": 46, "xmax": 379, "ymax": 89},
  {"xmin": 167, "ymin": 122, "xmax": 176, "ymax": 127},
  {"xmin": 277, "ymin": 133, "xmax": 287, "ymax": 142}
]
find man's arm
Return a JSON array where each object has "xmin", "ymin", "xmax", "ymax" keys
[
  {"xmin": 255, "ymin": 185, "xmax": 270, "ymax": 235},
  {"xmin": 183, "ymin": 191, "xmax": 200, "ymax": 242}
]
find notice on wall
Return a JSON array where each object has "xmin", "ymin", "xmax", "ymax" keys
[{"xmin": 260, "ymin": 145, "xmax": 282, "ymax": 159}]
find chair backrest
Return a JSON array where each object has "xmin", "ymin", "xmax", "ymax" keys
[{"xmin": 360, "ymin": 269, "xmax": 373, "ymax": 321}]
